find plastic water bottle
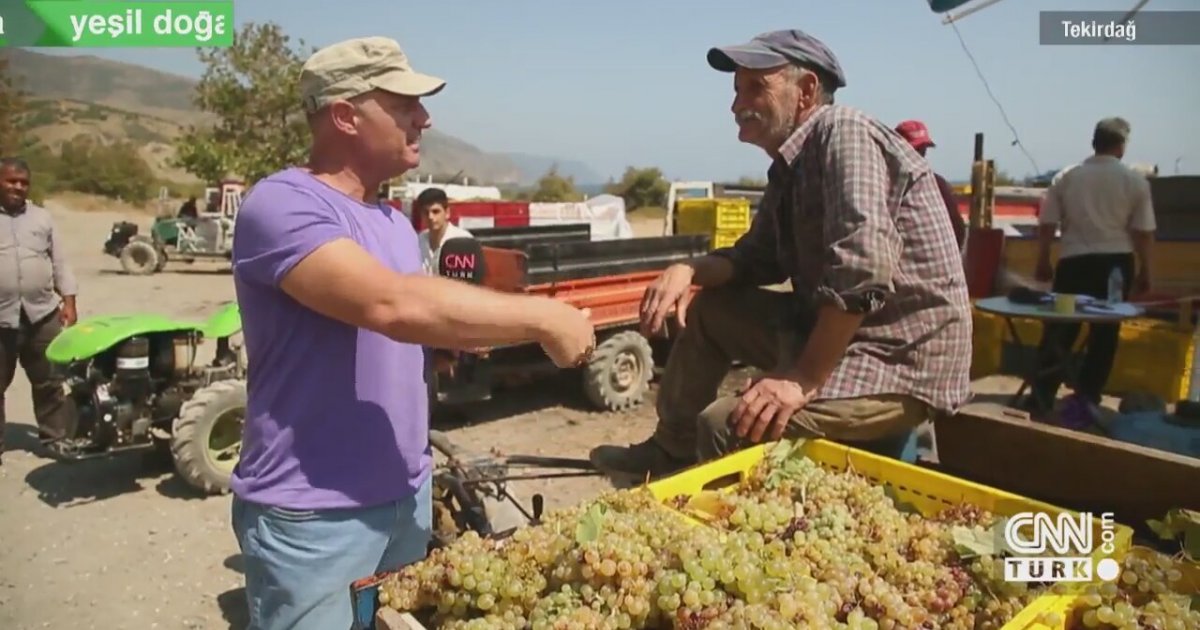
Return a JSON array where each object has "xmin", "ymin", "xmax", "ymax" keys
[{"xmin": 1107, "ymin": 268, "xmax": 1124, "ymax": 304}]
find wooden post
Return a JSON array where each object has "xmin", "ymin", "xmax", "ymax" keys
[
  {"xmin": 983, "ymin": 159, "xmax": 996, "ymax": 229},
  {"xmin": 969, "ymin": 133, "xmax": 985, "ymax": 229}
]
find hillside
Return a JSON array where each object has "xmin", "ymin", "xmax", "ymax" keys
[
  {"xmin": 3, "ymin": 49, "xmax": 587, "ymax": 186},
  {"xmin": 502, "ymin": 153, "xmax": 605, "ymax": 187}
]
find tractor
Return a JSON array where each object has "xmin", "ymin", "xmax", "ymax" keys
[
  {"xmin": 45, "ymin": 302, "xmax": 248, "ymax": 494},
  {"xmin": 103, "ymin": 180, "xmax": 245, "ymax": 275},
  {"xmin": 44, "ymin": 301, "xmax": 601, "ymax": 536}
]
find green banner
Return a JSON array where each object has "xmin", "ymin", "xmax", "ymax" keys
[{"xmin": 2, "ymin": 1, "xmax": 234, "ymax": 47}]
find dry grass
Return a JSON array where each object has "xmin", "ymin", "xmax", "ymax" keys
[
  {"xmin": 45, "ymin": 191, "xmax": 173, "ymax": 216},
  {"xmin": 628, "ymin": 206, "xmax": 667, "ymax": 237}
]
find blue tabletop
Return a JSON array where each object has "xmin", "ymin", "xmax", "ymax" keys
[{"xmin": 974, "ymin": 295, "xmax": 1144, "ymax": 323}]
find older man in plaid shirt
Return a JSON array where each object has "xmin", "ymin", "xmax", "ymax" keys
[{"xmin": 591, "ymin": 29, "xmax": 972, "ymax": 478}]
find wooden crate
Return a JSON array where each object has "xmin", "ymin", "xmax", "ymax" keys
[
  {"xmin": 935, "ymin": 402, "xmax": 1200, "ymax": 530},
  {"xmin": 376, "ymin": 608, "xmax": 424, "ymax": 630}
]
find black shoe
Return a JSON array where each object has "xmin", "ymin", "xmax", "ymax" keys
[{"xmin": 589, "ymin": 439, "xmax": 695, "ymax": 479}]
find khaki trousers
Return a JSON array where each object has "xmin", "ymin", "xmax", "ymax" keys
[{"xmin": 650, "ymin": 286, "xmax": 931, "ymax": 462}]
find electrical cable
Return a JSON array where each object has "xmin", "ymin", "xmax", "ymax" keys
[{"xmin": 931, "ymin": 0, "xmax": 1043, "ymax": 177}]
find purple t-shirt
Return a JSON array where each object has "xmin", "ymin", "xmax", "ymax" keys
[{"xmin": 229, "ymin": 167, "xmax": 431, "ymax": 510}]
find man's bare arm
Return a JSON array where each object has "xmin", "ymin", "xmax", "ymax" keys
[
  {"xmin": 1035, "ymin": 178, "xmax": 1065, "ymax": 274},
  {"xmin": 279, "ymin": 238, "xmax": 567, "ymax": 350},
  {"xmin": 1036, "ymin": 223, "xmax": 1057, "ymax": 265},
  {"xmin": 784, "ymin": 305, "xmax": 863, "ymax": 389},
  {"xmin": 1128, "ymin": 177, "xmax": 1156, "ymax": 285},
  {"xmin": 1131, "ymin": 229, "xmax": 1154, "ymax": 279}
]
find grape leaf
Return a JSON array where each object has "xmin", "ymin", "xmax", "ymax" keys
[
  {"xmin": 575, "ymin": 502, "xmax": 608, "ymax": 543},
  {"xmin": 951, "ymin": 525, "xmax": 1001, "ymax": 559},
  {"xmin": 990, "ymin": 517, "xmax": 1017, "ymax": 556},
  {"xmin": 764, "ymin": 438, "xmax": 809, "ymax": 490},
  {"xmin": 1145, "ymin": 508, "xmax": 1200, "ymax": 561},
  {"xmin": 766, "ymin": 439, "xmax": 798, "ymax": 467},
  {"xmin": 684, "ymin": 491, "xmax": 725, "ymax": 521}
]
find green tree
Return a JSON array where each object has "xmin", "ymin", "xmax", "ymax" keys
[
  {"xmin": 174, "ymin": 22, "xmax": 315, "ymax": 184},
  {"xmin": 0, "ymin": 55, "xmax": 27, "ymax": 156},
  {"xmin": 498, "ymin": 184, "xmax": 532, "ymax": 201},
  {"xmin": 605, "ymin": 166, "xmax": 669, "ymax": 210},
  {"xmin": 55, "ymin": 136, "xmax": 155, "ymax": 203},
  {"xmin": 531, "ymin": 166, "xmax": 583, "ymax": 202},
  {"xmin": 0, "ymin": 60, "xmax": 55, "ymax": 203}
]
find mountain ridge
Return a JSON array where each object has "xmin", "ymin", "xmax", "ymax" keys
[{"xmin": 2, "ymin": 48, "xmax": 600, "ymax": 186}]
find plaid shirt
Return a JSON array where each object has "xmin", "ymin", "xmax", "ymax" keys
[{"xmin": 713, "ymin": 104, "xmax": 972, "ymax": 413}]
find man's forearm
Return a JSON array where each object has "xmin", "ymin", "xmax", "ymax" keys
[
  {"xmin": 376, "ymin": 275, "xmax": 564, "ymax": 351},
  {"xmin": 1131, "ymin": 230, "xmax": 1154, "ymax": 277},
  {"xmin": 1036, "ymin": 223, "xmax": 1057, "ymax": 262},
  {"xmin": 785, "ymin": 304, "xmax": 864, "ymax": 390},
  {"xmin": 686, "ymin": 255, "xmax": 736, "ymax": 288}
]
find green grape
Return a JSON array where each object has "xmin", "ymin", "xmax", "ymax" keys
[{"xmin": 376, "ymin": 452, "xmax": 1200, "ymax": 629}]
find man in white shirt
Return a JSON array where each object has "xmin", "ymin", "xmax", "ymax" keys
[
  {"xmin": 1029, "ymin": 117, "xmax": 1156, "ymax": 414},
  {"xmin": 414, "ymin": 187, "xmax": 473, "ymax": 275}
]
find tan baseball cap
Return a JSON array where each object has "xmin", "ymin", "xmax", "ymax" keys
[{"xmin": 300, "ymin": 36, "xmax": 446, "ymax": 113}]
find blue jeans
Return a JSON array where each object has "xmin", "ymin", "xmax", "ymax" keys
[
  {"xmin": 231, "ymin": 475, "xmax": 433, "ymax": 630},
  {"xmin": 848, "ymin": 429, "xmax": 921, "ymax": 464}
]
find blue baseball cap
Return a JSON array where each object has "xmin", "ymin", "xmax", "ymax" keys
[{"xmin": 707, "ymin": 29, "xmax": 847, "ymax": 89}]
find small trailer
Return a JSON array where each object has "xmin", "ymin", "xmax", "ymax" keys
[{"xmin": 431, "ymin": 224, "xmax": 709, "ymax": 411}]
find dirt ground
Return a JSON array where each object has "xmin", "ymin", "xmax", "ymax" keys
[{"xmin": 0, "ymin": 199, "xmax": 1034, "ymax": 630}]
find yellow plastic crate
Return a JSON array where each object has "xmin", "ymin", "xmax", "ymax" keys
[
  {"xmin": 676, "ymin": 197, "xmax": 752, "ymax": 234},
  {"xmin": 646, "ymin": 440, "xmax": 1135, "ymax": 630},
  {"xmin": 711, "ymin": 228, "xmax": 745, "ymax": 249},
  {"xmin": 971, "ymin": 305, "xmax": 1196, "ymax": 401}
]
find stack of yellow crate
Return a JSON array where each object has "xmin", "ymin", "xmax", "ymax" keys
[{"xmin": 674, "ymin": 197, "xmax": 752, "ymax": 249}]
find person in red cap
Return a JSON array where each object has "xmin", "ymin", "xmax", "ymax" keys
[{"xmin": 895, "ymin": 120, "xmax": 966, "ymax": 250}]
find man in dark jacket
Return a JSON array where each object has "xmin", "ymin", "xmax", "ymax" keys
[{"xmin": 895, "ymin": 120, "xmax": 966, "ymax": 250}]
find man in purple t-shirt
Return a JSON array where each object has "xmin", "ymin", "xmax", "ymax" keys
[{"xmin": 229, "ymin": 37, "xmax": 596, "ymax": 630}]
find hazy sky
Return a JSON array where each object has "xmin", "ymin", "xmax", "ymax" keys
[{"xmin": 37, "ymin": 0, "xmax": 1200, "ymax": 183}]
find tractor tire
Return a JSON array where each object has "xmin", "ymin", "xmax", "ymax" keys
[
  {"xmin": 582, "ymin": 330, "xmax": 654, "ymax": 412},
  {"xmin": 153, "ymin": 246, "xmax": 169, "ymax": 272},
  {"xmin": 171, "ymin": 379, "xmax": 246, "ymax": 495},
  {"xmin": 119, "ymin": 239, "xmax": 160, "ymax": 275}
]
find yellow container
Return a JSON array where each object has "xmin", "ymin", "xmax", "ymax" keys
[
  {"xmin": 1108, "ymin": 318, "xmax": 1195, "ymax": 401},
  {"xmin": 646, "ymin": 440, "xmax": 1135, "ymax": 630},
  {"xmin": 676, "ymin": 197, "xmax": 752, "ymax": 234},
  {"xmin": 710, "ymin": 228, "xmax": 744, "ymax": 249},
  {"xmin": 971, "ymin": 304, "xmax": 1196, "ymax": 402}
]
